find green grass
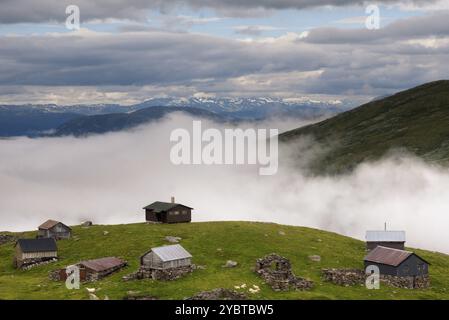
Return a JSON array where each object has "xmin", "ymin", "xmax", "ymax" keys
[
  {"xmin": 280, "ymin": 80, "xmax": 449, "ymax": 174},
  {"xmin": 1, "ymin": 221, "xmax": 449, "ymax": 300}
]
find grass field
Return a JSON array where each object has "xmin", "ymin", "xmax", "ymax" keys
[{"xmin": 1, "ymin": 221, "xmax": 449, "ymax": 300}]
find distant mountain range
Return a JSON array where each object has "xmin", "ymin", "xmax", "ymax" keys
[
  {"xmin": 280, "ymin": 80, "xmax": 449, "ymax": 174},
  {"xmin": 0, "ymin": 97, "xmax": 352, "ymax": 137},
  {"xmin": 54, "ymin": 106, "xmax": 228, "ymax": 137}
]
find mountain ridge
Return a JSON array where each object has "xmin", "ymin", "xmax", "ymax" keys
[{"xmin": 280, "ymin": 80, "xmax": 449, "ymax": 174}]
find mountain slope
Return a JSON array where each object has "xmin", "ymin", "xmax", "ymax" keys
[
  {"xmin": 280, "ymin": 80, "xmax": 449, "ymax": 174},
  {"xmin": 53, "ymin": 106, "xmax": 229, "ymax": 137},
  {"xmin": 0, "ymin": 106, "xmax": 81, "ymax": 137},
  {"xmin": 1, "ymin": 221, "xmax": 448, "ymax": 300}
]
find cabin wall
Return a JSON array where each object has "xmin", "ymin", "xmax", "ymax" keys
[
  {"xmin": 366, "ymin": 242, "xmax": 405, "ymax": 251},
  {"xmin": 21, "ymin": 251, "xmax": 58, "ymax": 259},
  {"xmin": 38, "ymin": 224, "xmax": 71, "ymax": 239},
  {"xmin": 142, "ymin": 252, "xmax": 163, "ymax": 269},
  {"xmin": 364, "ymin": 261, "xmax": 399, "ymax": 276},
  {"xmin": 145, "ymin": 210, "xmax": 159, "ymax": 222},
  {"xmin": 165, "ymin": 207, "xmax": 191, "ymax": 224},
  {"xmin": 162, "ymin": 258, "xmax": 191, "ymax": 269},
  {"xmin": 397, "ymin": 255, "xmax": 429, "ymax": 277}
]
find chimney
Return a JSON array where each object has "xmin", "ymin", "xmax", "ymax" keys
[
  {"xmin": 171, "ymin": 196, "xmax": 175, "ymax": 204},
  {"xmin": 384, "ymin": 222, "xmax": 387, "ymax": 231}
]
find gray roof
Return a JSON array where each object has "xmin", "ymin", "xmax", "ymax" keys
[
  {"xmin": 151, "ymin": 244, "xmax": 192, "ymax": 262},
  {"xmin": 143, "ymin": 201, "xmax": 193, "ymax": 213},
  {"xmin": 365, "ymin": 231, "xmax": 406, "ymax": 242},
  {"xmin": 16, "ymin": 238, "xmax": 57, "ymax": 253}
]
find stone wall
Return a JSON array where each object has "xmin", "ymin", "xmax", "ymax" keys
[
  {"xmin": 254, "ymin": 253, "xmax": 313, "ymax": 291},
  {"xmin": 0, "ymin": 234, "xmax": 15, "ymax": 245},
  {"xmin": 322, "ymin": 268, "xmax": 430, "ymax": 289},
  {"xmin": 188, "ymin": 288, "xmax": 247, "ymax": 300},
  {"xmin": 17, "ymin": 258, "xmax": 57, "ymax": 270},
  {"xmin": 124, "ymin": 265, "xmax": 194, "ymax": 281}
]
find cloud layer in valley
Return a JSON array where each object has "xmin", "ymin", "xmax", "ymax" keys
[{"xmin": 1, "ymin": 114, "xmax": 448, "ymax": 254}]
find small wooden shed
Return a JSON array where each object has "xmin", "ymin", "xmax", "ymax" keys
[
  {"xmin": 364, "ymin": 246, "xmax": 429, "ymax": 277},
  {"xmin": 78, "ymin": 257, "xmax": 127, "ymax": 281},
  {"xmin": 365, "ymin": 230, "xmax": 405, "ymax": 251},
  {"xmin": 14, "ymin": 238, "xmax": 58, "ymax": 268},
  {"xmin": 38, "ymin": 219, "xmax": 72, "ymax": 240},
  {"xmin": 140, "ymin": 244, "xmax": 192, "ymax": 270},
  {"xmin": 143, "ymin": 197, "xmax": 193, "ymax": 224}
]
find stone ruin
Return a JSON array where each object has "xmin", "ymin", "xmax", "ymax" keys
[
  {"xmin": 19, "ymin": 258, "xmax": 58, "ymax": 270},
  {"xmin": 0, "ymin": 234, "xmax": 15, "ymax": 245},
  {"xmin": 254, "ymin": 253, "xmax": 313, "ymax": 291},
  {"xmin": 187, "ymin": 288, "xmax": 247, "ymax": 300},
  {"xmin": 123, "ymin": 265, "xmax": 195, "ymax": 281},
  {"xmin": 322, "ymin": 268, "xmax": 430, "ymax": 289}
]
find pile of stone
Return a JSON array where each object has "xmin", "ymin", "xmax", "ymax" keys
[
  {"xmin": 187, "ymin": 288, "xmax": 247, "ymax": 300},
  {"xmin": 322, "ymin": 268, "xmax": 430, "ymax": 289},
  {"xmin": 0, "ymin": 234, "xmax": 15, "ymax": 245},
  {"xmin": 124, "ymin": 265, "xmax": 195, "ymax": 281},
  {"xmin": 20, "ymin": 258, "xmax": 58, "ymax": 270},
  {"xmin": 322, "ymin": 269, "xmax": 365, "ymax": 286},
  {"xmin": 254, "ymin": 253, "xmax": 313, "ymax": 291}
]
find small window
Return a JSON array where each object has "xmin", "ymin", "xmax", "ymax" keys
[
  {"xmin": 182, "ymin": 210, "xmax": 187, "ymax": 215},
  {"xmin": 173, "ymin": 211, "xmax": 180, "ymax": 215}
]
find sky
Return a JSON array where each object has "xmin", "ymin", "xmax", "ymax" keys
[{"xmin": 0, "ymin": 0, "xmax": 448, "ymax": 105}]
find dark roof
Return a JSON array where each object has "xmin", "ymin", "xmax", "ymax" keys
[
  {"xmin": 16, "ymin": 238, "xmax": 57, "ymax": 253},
  {"xmin": 364, "ymin": 246, "xmax": 429, "ymax": 267},
  {"xmin": 79, "ymin": 257, "xmax": 127, "ymax": 272},
  {"xmin": 143, "ymin": 201, "xmax": 193, "ymax": 212},
  {"xmin": 38, "ymin": 219, "xmax": 71, "ymax": 230}
]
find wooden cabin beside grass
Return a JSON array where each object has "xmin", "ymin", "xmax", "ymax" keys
[
  {"xmin": 38, "ymin": 220, "xmax": 72, "ymax": 240},
  {"xmin": 141, "ymin": 244, "xmax": 192, "ymax": 270},
  {"xmin": 14, "ymin": 238, "xmax": 58, "ymax": 269},
  {"xmin": 143, "ymin": 197, "xmax": 193, "ymax": 224}
]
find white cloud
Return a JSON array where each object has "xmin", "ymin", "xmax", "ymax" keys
[{"xmin": 1, "ymin": 115, "xmax": 449, "ymax": 254}]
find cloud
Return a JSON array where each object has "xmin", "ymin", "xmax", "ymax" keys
[
  {"xmin": 233, "ymin": 25, "xmax": 283, "ymax": 36},
  {"xmin": 0, "ymin": 0, "xmax": 440, "ymax": 23},
  {"xmin": 303, "ymin": 11, "xmax": 449, "ymax": 43},
  {"xmin": 1, "ymin": 114, "xmax": 449, "ymax": 254}
]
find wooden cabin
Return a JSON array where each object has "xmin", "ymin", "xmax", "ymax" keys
[
  {"xmin": 140, "ymin": 244, "xmax": 192, "ymax": 270},
  {"xmin": 14, "ymin": 238, "xmax": 58, "ymax": 269},
  {"xmin": 54, "ymin": 257, "xmax": 127, "ymax": 282},
  {"xmin": 38, "ymin": 220, "xmax": 72, "ymax": 240},
  {"xmin": 364, "ymin": 246, "xmax": 429, "ymax": 277},
  {"xmin": 143, "ymin": 197, "xmax": 193, "ymax": 224},
  {"xmin": 79, "ymin": 257, "xmax": 127, "ymax": 281},
  {"xmin": 365, "ymin": 230, "xmax": 405, "ymax": 251}
]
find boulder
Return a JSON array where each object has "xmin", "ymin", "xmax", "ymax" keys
[
  {"xmin": 309, "ymin": 255, "xmax": 321, "ymax": 262},
  {"xmin": 165, "ymin": 236, "xmax": 182, "ymax": 243},
  {"xmin": 224, "ymin": 260, "xmax": 238, "ymax": 268}
]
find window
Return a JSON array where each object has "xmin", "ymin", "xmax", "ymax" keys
[
  {"xmin": 182, "ymin": 210, "xmax": 187, "ymax": 215},
  {"xmin": 173, "ymin": 211, "xmax": 180, "ymax": 215}
]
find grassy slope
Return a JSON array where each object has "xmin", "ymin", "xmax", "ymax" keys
[
  {"xmin": 1, "ymin": 221, "xmax": 449, "ymax": 300},
  {"xmin": 280, "ymin": 80, "xmax": 449, "ymax": 174}
]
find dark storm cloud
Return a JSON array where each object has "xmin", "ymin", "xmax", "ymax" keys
[
  {"xmin": 0, "ymin": 31, "xmax": 325, "ymax": 86},
  {"xmin": 0, "ymin": 0, "xmax": 437, "ymax": 23}
]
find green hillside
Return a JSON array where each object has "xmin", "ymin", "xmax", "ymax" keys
[
  {"xmin": 1, "ymin": 221, "xmax": 449, "ymax": 300},
  {"xmin": 280, "ymin": 80, "xmax": 449, "ymax": 174}
]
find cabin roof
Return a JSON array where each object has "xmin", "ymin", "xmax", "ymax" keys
[
  {"xmin": 364, "ymin": 246, "xmax": 428, "ymax": 267},
  {"xmin": 16, "ymin": 238, "xmax": 57, "ymax": 253},
  {"xmin": 150, "ymin": 244, "xmax": 192, "ymax": 262},
  {"xmin": 143, "ymin": 201, "xmax": 193, "ymax": 212},
  {"xmin": 38, "ymin": 219, "xmax": 71, "ymax": 230},
  {"xmin": 365, "ymin": 230, "xmax": 405, "ymax": 242},
  {"xmin": 79, "ymin": 257, "xmax": 126, "ymax": 272}
]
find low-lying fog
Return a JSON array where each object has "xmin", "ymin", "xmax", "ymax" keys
[{"xmin": 1, "ymin": 114, "xmax": 448, "ymax": 254}]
